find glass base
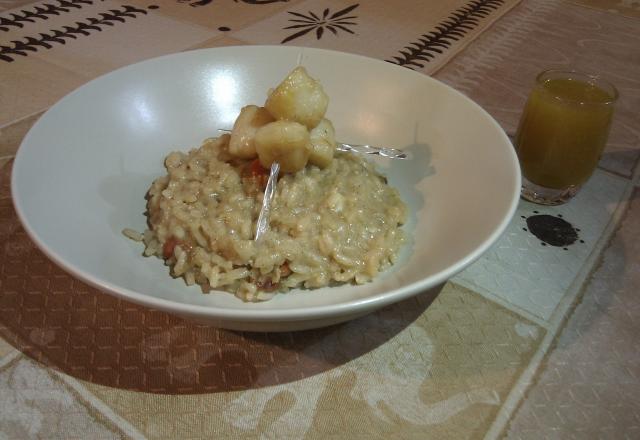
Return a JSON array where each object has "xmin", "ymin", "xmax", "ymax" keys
[{"xmin": 520, "ymin": 177, "xmax": 581, "ymax": 205}]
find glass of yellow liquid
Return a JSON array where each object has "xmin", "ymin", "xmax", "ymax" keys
[{"xmin": 515, "ymin": 70, "xmax": 618, "ymax": 205}]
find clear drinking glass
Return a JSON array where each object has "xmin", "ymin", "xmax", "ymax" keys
[{"xmin": 515, "ymin": 70, "xmax": 618, "ymax": 205}]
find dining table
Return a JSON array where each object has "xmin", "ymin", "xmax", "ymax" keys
[{"xmin": 1, "ymin": 0, "xmax": 639, "ymax": 438}]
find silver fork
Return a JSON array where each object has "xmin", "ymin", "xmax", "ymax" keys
[
  {"xmin": 335, "ymin": 143, "xmax": 408, "ymax": 159},
  {"xmin": 254, "ymin": 162, "xmax": 279, "ymax": 241}
]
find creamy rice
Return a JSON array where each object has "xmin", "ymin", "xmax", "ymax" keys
[{"xmin": 140, "ymin": 134, "xmax": 407, "ymax": 301}]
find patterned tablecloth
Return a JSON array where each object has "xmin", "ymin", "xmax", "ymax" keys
[{"xmin": 1, "ymin": 0, "xmax": 639, "ymax": 439}]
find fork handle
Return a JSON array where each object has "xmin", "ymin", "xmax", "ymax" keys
[{"xmin": 336, "ymin": 143, "xmax": 409, "ymax": 159}]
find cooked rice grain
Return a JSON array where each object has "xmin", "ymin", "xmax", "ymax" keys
[
  {"xmin": 122, "ymin": 228, "xmax": 143, "ymax": 242},
  {"xmin": 141, "ymin": 135, "xmax": 407, "ymax": 301}
]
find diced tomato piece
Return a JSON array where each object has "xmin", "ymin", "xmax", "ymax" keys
[
  {"xmin": 256, "ymin": 278, "xmax": 278, "ymax": 292},
  {"xmin": 248, "ymin": 159, "xmax": 269, "ymax": 177},
  {"xmin": 257, "ymin": 174, "xmax": 269, "ymax": 189},
  {"xmin": 242, "ymin": 159, "xmax": 270, "ymax": 189},
  {"xmin": 162, "ymin": 237, "xmax": 179, "ymax": 259},
  {"xmin": 280, "ymin": 262, "xmax": 291, "ymax": 277}
]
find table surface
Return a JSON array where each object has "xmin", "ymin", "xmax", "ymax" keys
[{"xmin": 1, "ymin": 0, "xmax": 639, "ymax": 439}]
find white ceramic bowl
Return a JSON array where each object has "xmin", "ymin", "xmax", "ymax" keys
[{"xmin": 12, "ymin": 46, "xmax": 520, "ymax": 332}]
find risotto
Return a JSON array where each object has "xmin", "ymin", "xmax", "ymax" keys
[{"xmin": 129, "ymin": 66, "xmax": 407, "ymax": 301}]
